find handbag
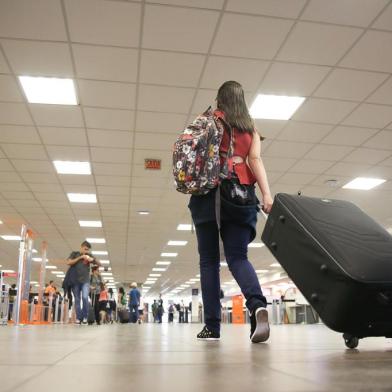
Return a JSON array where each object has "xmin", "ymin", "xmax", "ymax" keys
[{"xmin": 220, "ymin": 174, "xmax": 257, "ymax": 206}]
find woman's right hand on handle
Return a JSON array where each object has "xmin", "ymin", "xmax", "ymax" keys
[{"xmin": 262, "ymin": 194, "xmax": 273, "ymax": 214}]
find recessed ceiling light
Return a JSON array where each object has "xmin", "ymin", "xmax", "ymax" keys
[
  {"xmin": 101, "ymin": 272, "xmax": 113, "ymax": 276},
  {"xmin": 67, "ymin": 193, "xmax": 97, "ymax": 203},
  {"xmin": 177, "ymin": 224, "xmax": 192, "ymax": 231},
  {"xmin": 161, "ymin": 253, "xmax": 178, "ymax": 257},
  {"xmin": 220, "ymin": 262, "xmax": 228, "ymax": 267},
  {"xmin": 156, "ymin": 261, "xmax": 171, "ymax": 265},
  {"xmin": 32, "ymin": 257, "xmax": 43, "ymax": 262},
  {"xmin": 190, "ymin": 278, "xmax": 200, "ymax": 282},
  {"xmin": 248, "ymin": 242, "xmax": 265, "ymax": 248},
  {"xmin": 250, "ymin": 94, "xmax": 305, "ymax": 120},
  {"xmin": 342, "ymin": 177, "xmax": 386, "ymax": 190},
  {"xmin": 256, "ymin": 269, "xmax": 269, "ymax": 273},
  {"xmin": 99, "ymin": 259, "xmax": 110, "ymax": 265},
  {"xmin": 167, "ymin": 240, "xmax": 187, "ymax": 246},
  {"xmin": 51, "ymin": 271, "xmax": 63, "ymax": 275},
  {"xmin": 19, "ymin": 76, "xmax": 78, "ymax": 105},
  {"xmin": 149, "ymin": 274, "xmax": 161, "ymax": 277},
  {"xmin": 196, "ymin": 274, "xmax": 200, "ymax": 278},
  {"xmin": 45, "ymin": 266, "xmax": 57, "ymax": 269},
  {"xmin": 1, "ymin": 269, "xmax": 15, "ymax": 273},
  {"xmin": 270, "ymin": 263, "xmax": 281, "ymax": 267},
  {"xmin": 92, "ymin": 251, "xmax": 108, "ymax": 256},
  {"xmin": 53, "ymin": 161, "xmax": 91, "ymax": 175},
  {"xmin": 0, "ymin": 220, "xmax": 3, "ymax": 224},
  {"xmin": 138, "ymin": 211, "xmax": 150, "ymax": 215},
  {"xmin": 86, "ymin": 238, "xmax": 106, "ymax": 244},
  {"xmin": 152, "ymin": 268, "xmax": 166, "ymax": 272},
  {"xmin": 79, "ymin": 220, "xmax": 102, "ymax": 228},
  {"xmin": 1, "ymin": 235, "xmax": 21, "ymax": 241}
]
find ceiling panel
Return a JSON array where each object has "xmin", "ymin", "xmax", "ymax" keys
[
  {"xmin": 38, "ymin": 127, "xmax": 88, "ymax": 146},
  {"xmin": 0, "ymin": 102, "xmax": 33, "ymax": 125},
  {"xmin": 277, "ymin": 122, "xmax": 333, "ymax": 143},
  {"xmin": 364, "ymin": 131, "xmax": 392, "ymax": 150},
  {"xmin": 78, "ymin": 80, "xmax": 136, "ymax": 109},
  {"xmin": 87, "ymin": 129, "xmax": 133, "ymax": 148},
  {"xmin": 1, "ymin": 39, "xmax": 74, "ymax": 77},
  {"xmin": 2, "ymin": 144, "xmax": 47, "ymax": 160},
  {"xmin": 372, "ymin": 2, "xmax": 392, "ymax": 31},
  {"xmin": 84, "ymin": 107, "xmax": 134, "ymax": 131},
  {"xmin": 367, "ymin": 77, "xmax": 392, "ymax": 106},
  {"xmin": 0, "ymin": 74, "xmax": 24, "ymax": 102},
  {"xmin": 72, "ymin": 44, "xmax": 138, "ymax": 82},
  {"xmin": 136, "ymin": 111, "xmax": 187, "ymax": 134},
  {"xmin": 226, "ymin": 0, "xmax": 306, "ymax": 18},
  {"xmin": 340, "ymin": 31, "xmax": 392, "ymax": 73},
  {"xmin": 11, "ymin": 159, "xmax": 54, "ymax": 173},
  {"xmin": 140, "ymin": 50, "xmax": 205, "ymax": 88},
  {"xmin": 147, "ymin": 0, "xmax": 224, "ymax": 9},
  {"xmin": 321, "ymin": 126, "xmax": 378, "ymax": 146},
  {"xmin": 277, "ymin": 22, "xmax": 362, "ymax": 65},
  {"xmin": 65, "ymin": 0, "xmax": 141, "ymax": 47},
  {"xmin": 314, "ymin": 69, "xmax": 388, "ymax": 101},
  {"xmin": 91, "ymin": 147, "xmax": 132, "ymax": 164},
  {"xmin": 0, "ymin": 125, "xmax": 40, "ymax": 144},
  {"xmin": 142, "ymin": 4, "xmax": 219, "ymax": 53},
  {"xmin": 46, "ymin": 145, "xmax": 90, "ymax": 161},
  {"xmin": 304, "ymin": 144, "xmax": 354, "ymax": 160},
  {"xmin": 301, "ymin": 0, "xmax": 388, "ymax": 27},
  {"xmin": 212, "ymin": 13, "xmax": 293, "ymax": 59},
  {"xmin": 92, "ymin": 162, "xmax": 130, "ymax": 177},
  {"xmin": 342, "ymin": 103, "xmax": 392, "ymax": 129},
  {"xmin": 30, "ymin": 105, "xmax": 83, "ymax": 127},
  {"xmin": 292, "ymin": 98, "xmax": 357, "ymax": 124},
  {"xmin": 343, "ymin": 147, "xmax": 391, "ymax": 165},
  {"xmin": 264, "ymin": 140, "xmax": 314, "ymax": 159}
]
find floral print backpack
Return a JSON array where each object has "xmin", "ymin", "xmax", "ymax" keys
[{"xmin": 173, "ymin": 107, "xmax": 233, "ymax": 195}]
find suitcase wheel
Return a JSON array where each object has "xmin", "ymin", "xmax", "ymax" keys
[{"xmin": 343, "ymin": 333, "xmax": 359, "ymax": 349}]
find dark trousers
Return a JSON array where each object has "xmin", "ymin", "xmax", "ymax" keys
[
  {"xmin": 168, "ymin": 313, "xmax": 174, "ymax": 323},
  {"xmin": 92, "ymin": 293, "xmax": 100, "ymax": 323},
  {"xmin": 195, "ymin": 221, "xmax": 267, "ymax": 334},
  {"xmin": 130, "ymin": 304, "xmax": 139, "ymax": 323}
]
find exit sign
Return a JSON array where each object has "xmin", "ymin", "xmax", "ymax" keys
[{"xmin": 145, "ymin": 159, "xmax": 161, "ymax": 170}]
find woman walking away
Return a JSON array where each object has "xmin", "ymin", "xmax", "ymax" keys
[{"xmin": 188, "ymin": 81, "xmax": 273, "ymax": 343}]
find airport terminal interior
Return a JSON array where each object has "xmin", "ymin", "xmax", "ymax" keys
[{"xmin": 1, "ymin": 0, "xmax": 392, "ymax": 391}]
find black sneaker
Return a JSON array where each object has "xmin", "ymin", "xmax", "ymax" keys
[
  {"xmin": 250, "ymin": 307, "xmax": 270, "ymax": 343},
  {"xmin": 197, "ymin": 326, "xmax": 220, "ymax": 341}
]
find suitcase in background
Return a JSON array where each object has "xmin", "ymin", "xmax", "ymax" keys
[
  {"xmin": 261, "ymin": 193, "xmax": 392, "ymax": 349},
  {"xmin": 118, "ymin": 309, "xmax": 130, "ymax": 323}
]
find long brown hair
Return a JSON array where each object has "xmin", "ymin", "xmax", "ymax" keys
[{"xmin": 216, "ymin": 81, "xmax": 255, "ymax": 134}]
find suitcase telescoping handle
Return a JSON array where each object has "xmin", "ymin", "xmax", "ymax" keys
[{"xmin": 260, "ymin": 208, "xmax": 269, "ymax": 221}]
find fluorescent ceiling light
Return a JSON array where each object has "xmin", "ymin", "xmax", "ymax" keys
[
  {"xmin": 152, "ymin": 268, "xmax": 166, "ymax": 272},
  {"xmin": 196, "ymin": 274, "xmax": 200, "ymax": 278},
  {"xmin": 250, "ymin": 94, "xmax": 305, "ymax": 120},
  {"xmin": 32, "ymin": 249, "xmax": 38, "ymax": 253},
  {"xmin": 248, "ymin": 242, "xmax": 265, "ymax": 248},
  {"xmin": 190, "ymin": 278, "xmax": 200, "ymax": 282},
  {"xmin": 167, "ymin": 240, "xmax": 187, "ymax": 246},
  {"xmin": 156, "ymin": 261, "xmax": 171, "ymax": 265},
  {"xmin": 54, "ymin": 161, "xmax": 91, "ymax": 175},
  {"xmin": 256, "ymin": 269, "xmax": 269, "ymax": 273},
  {"xmin": 32, "ymin": 257, "xmax": 42, "ymax": 262},
  {"xmin": 181, "ymin": 285, "xmax": 190, "ymax": 288},
  {"xmin": 101, "ymin": 272, "xmax": 112, "ymax": 276},
  {"xmin": 220, "ymin": 262, "xmax": 228, "ymax": 267},
  {"xmin": 138, "ymin": 211, "xmax": 150, "ymax": 215},
  {"xmin": 19, "ymin": 76, "xmax": 78, "ymax": 105},
  {"xmin": 79, "ymin": 220, "xmax": 102, "ymax": 228},
  {"xmin": 51, "ymin": 271, "xmax": 63, "ymax": 275},
  {"xmin": 270, "ymin": 263, "xmax": 281, "ymax": 267},
  {"xmin": 67, "ymin": 193, "xmax": 97, "ymax": 203},
  {"xmin": 92, "ymin": 251, "xmax": 108, "ymax": 256},
  {"xmin": 86, "ymin": 238, "xmax": 106, "ymax": 244},
  {"xmin": 342, "ymin": 177, "xmax": 386, "ymax": 190},
  {"xmin": 0, "ymin": 220, "xmax": 2, "ymax": 224},
  {"xmin": 149, "ymin": 274, "xmax": 161, "ymax": 277},
  {"xmin": 45, "ymin": 266, "xmax": 57, "ymax": 269},
  {"xmin": 161, "ymin": 253, "xmax": 177, "ymax": 257},
  {"xmin": 1, "ymin": 269, "xmax": 14, "ymax": 273},
  {"xmin": 177, "ymin": 224, "xmax": 192, "ymax": 231},
  {"xmin": 99, "ymin": 259, "xmax": 110, "ymax": 265},
  {"xmin": 1, "ymin": 235, "xmax": 21, "ymax": 241}
]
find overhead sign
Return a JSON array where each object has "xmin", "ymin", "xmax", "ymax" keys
[
  {"xmin": 144, "ymin": 159, "xmax": 161, "ymax": 170},
  {"xmin": 1, "ymin": 272, "xmax": 17, "ymax": 278}
]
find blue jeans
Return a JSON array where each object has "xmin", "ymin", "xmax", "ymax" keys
[
  {"xmin": 72, "ymin": 282, "xmax": 90, "ymax": 321},
  {"xmin": 195, "ymin": 221, "xmax": 267, "ymax": 334},
  {"xmin": 130, "ymin": 304, "xmax": 139, "ymax": 323}
]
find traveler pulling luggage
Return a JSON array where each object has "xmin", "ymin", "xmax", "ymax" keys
[
  {"xmin": 262, "ymin": 193, "xmax": 392, "ymax": 349},
  {"xmin": 118, "ymin": 309, "xmax": 130, "ymax": 323}
]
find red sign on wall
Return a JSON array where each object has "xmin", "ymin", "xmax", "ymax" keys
[
  {"xmin": 2, "ymin": 272, "xmax": 17, "ymax": 278},
  {"xmin": 144, "ymin": 159, "xmax": 161, "ymax": 170}
]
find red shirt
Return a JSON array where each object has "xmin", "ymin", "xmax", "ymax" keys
[{"xmin": 214, "ymin": 110, "xmax": 256, "ymax": 185}]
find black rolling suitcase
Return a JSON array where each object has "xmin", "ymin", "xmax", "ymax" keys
[{"xmin": 261, "ymin": 193, "xmax": 392, "ymax": 349}]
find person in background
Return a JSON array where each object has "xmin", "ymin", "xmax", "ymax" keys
[
  {"xmin": 157, "ymin": 294, "xmax": 164, "ymax": 324},
  {"xmin": 107, "ymin": 288, "xmax": 116, "ymax": 324},
  {"xmin": 179, "ymin": 300, "xmax": 185, "ymax": 323},
  {"xmin": 118, "ymin": 287, "xmax": 126, "ymax": 309},
  {"xmin": 90, "ymin": 266, "xmax": 102, "ymax": 325},
  {"xmin": 66, "ymin": 241, "xmax": 100, "ymax": 325},
  {"xmin": 8, "ymin": 284, "xmax": 17, "ymax": 321},
  {"xmin": 168, "ymin": 303, "xmax": 174, "ymax": 323},
  {"xmin": 152, "ymin": 300, "xmax": 158, "ymax": 323},
  {"xmin": 98, "ymin": 282, "xmax": 108, "ymax": 324},
  {"xmin": 128, "ymin": 282, "xmax": 140, "ymax": 324}
]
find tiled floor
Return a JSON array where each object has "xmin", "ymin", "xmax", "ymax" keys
[{"xmin": 0, "ymin": 323, "xmax": 391, "ymax": 392}]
